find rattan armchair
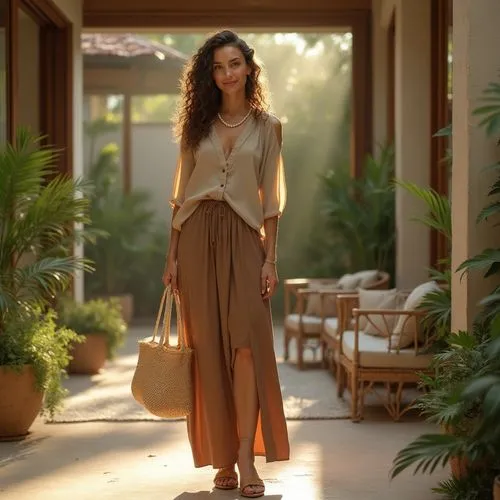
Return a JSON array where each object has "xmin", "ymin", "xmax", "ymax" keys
[
  {"xmin": 283, "ymin": 272, "xmax": 390, "ymax": 370},
  {"xmin": 335, "ymin": 293, "xmax": 434, "ymax": 422}
]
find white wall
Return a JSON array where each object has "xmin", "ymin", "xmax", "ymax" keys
[
  {"xmin": 81, "ymin": 114, "xmax": 178, "ymax": 228},
  {"xmin": 131, "ymin": 124, "xmax": 178, "ymax": 226},
  {"xmin": 53, "ymin": 0, "xmax": 84, "ymax": 302}
]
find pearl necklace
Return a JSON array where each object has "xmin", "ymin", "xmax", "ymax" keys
[{"xmin": 217, "ymin": 109, "xmax": 252, "ymax": 128}]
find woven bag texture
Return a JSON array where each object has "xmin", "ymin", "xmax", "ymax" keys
[{"xmin": 131, "ymin": 287, "xmax": 193, "ymax": 418}]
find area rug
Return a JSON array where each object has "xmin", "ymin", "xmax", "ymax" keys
[{"xmin": 47, "ymin": 326, "xmax": 351, "ymax": 423}]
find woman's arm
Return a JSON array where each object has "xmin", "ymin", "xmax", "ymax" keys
[
  {"xmin": 261, "ymin": 216, "xmax": 279, "ymax": 299},
  {"xmin": 263, "ymin": 216, "xmax": 278, "ymax": 264},
  {"xmin": 163, "ymin": 206, "xmax": 181, "ymax": 290},
  {"xmin": 164, "ymin": 143, "xmax": 195, "ymax": 290},
  {"xmin": 167, "ymin": 206, "xmax": 181, "ymax": 262},
  {"xmin": 260, "ymin": 117, "xmax": 285, "ymax": 300}
]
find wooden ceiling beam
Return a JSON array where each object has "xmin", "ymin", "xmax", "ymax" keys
[{"xmin": 84, "ymin": 0, "xmax": 371, "ymax": 29}]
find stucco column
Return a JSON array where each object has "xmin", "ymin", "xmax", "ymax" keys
[
  {"xmin": 394, "ymin": 0, "xmax": 432, "ymax": 289},
  {"xmin": 451, "ymin": 0, "xmax": 500, "ymax": 331}
]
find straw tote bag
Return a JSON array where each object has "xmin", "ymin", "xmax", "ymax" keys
[{"xmin": 131, "ymin": 286, "xmax": 193, "ymax": 418}]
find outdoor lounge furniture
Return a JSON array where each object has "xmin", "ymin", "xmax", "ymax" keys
[
  {"xmin": 283, "ymin": 270, "xmax": 390, "ymax": 370},
  {"xmin": 334, "ymin": 281, "xmax": 440, "ymax": 422}
]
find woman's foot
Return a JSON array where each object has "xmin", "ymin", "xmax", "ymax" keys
[
  {"xmin": 237, "ymin": 439, "xmax": 265, "ymax": 498},
  {"xmin": 213, "ymin": 466, "xmax": 238, "ymax": 490}
]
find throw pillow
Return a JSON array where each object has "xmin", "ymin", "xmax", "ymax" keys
[
  {"xmin": 391, "ymin": 281, "xmax": 441, "ymax": 349},
  {"xmin": 353, "ymin": 269, "xmax": 380, "ymax": 288},
  {"xmin": 357, "ymin": 288, "xmax": 398, "ymax": 335},
  {"xmin": 337, "ymin": 273, "xmax": 360, "ymax": 290}
]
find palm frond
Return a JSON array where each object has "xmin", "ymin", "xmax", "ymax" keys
[
  {"xmin": 420, "ymin": 289, "xmax": 452, "ymax": 332},
  {"xmin": 391, "ymin": 433, "xmax": 466, "ymax": 479},
  {"xmin": 457, "ymin": 249, "xmax": 500, "ymax": 279},
  {"xmin": 473, "ymin": 81, "xmax": 500, "ymax": 137},
  {"xmin": 0, "ymin": 128, "xmax": 94, "ymax": 322},
  {"xmin": 394, "ymin": 180, "xmax": 452, "ymax": 241},
  {"xmin": 477, "ymin": 201, "xmax": 500, "ymax": 223},
  {"xmin": 11, "ymin": 257, "xmax": 93, "ymax": 305}
]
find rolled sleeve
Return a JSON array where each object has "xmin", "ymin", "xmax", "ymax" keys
[
  {"xmin": 260, "ymin": 118, "xmax": 287, "ymax": 219},
  {"xmin": 169, "ymin": 148, "xmax": 195, "ymax": 208}
]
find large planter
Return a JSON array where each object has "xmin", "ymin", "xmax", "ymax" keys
[
  {"xmin": 68, "ymin": 334, "xmax": 108, "ymax": 375},
  {"xmin": 449, "ymin": 456, "xmax": 469, "ymax": 479},
  {"xmin": 494, "ymin": 476, "xmax": 500, "ymax": 500},
  {"xmin": 0, "ymin": 365, "xmax": 44, "ymax": 441}
]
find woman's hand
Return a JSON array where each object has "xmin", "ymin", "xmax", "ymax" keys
[
  {"xmin": 261, "ymin": 262, "xmax": 278, "ymax": 300},
  {"xmin": 163, "ymin": 258, "xmax": 178, "ymax": 291}
]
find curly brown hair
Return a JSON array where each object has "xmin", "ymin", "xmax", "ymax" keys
[{"xmin": 173, "ymin": 30, "xmax": 270, "ymax": 150}]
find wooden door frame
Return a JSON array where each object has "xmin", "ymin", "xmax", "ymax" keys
[
  {"xmin": 7, "ymin": 0, "xmax": 73, "ymax": 176},
  {"xmin": 5, "ymin": 0, "xmax": 17, "ymax": 143},
  {"xmin": 387, "ymin": 12, "xmax": 395, "ymax": 144},
  {"xmin": 430, "ymin": 0, "xmax": 451, "ymax": 268}
]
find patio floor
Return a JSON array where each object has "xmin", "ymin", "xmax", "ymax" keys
[{"xmin": 0, "ymin": 323, "xmax": 448, "ymax": 499}]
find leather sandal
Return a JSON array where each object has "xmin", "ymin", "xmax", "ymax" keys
[
  {"xmin": 240, "ymin": 475, "xmax": 265, "ymax": 498},
  {"xmin": 213, "ymin": 467, "xmax": 238, "ymax": 490}
]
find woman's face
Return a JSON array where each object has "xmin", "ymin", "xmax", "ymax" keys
[{"xmin": 212, "ymin": 45, "xmax": 251, "ymax": 96}]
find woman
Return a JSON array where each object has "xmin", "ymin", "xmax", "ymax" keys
[{"xmin": 163, "ymin": 30, "xmax": 290, "ymax": 498}]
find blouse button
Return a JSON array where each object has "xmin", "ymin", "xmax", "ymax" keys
[
  {"xmin": 222, "ymin": 169, "xmax": 226, "ymax": 173},
  {"xmin": 220, "ymin": 184, "xmax": 224, "ymax": 188}
]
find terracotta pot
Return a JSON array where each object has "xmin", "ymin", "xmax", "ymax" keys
[
  {"xmin": 68, "ymin": 334, "xmax": 108, "ymax": 375},
  {"xmin": 449, "ymin": 456, "xmax": 469, "ymax": 479},
  {"xmin": 0, "ymin": 365, "xmax": 44, "ymax": 441},
  {"xmin": 494, "ymin": 475, "xmax": 500, "ymax": 500}
]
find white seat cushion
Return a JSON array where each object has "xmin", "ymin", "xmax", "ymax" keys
[
  {"xmin": 323, "ymin": 318, "xmax": 339, "ymax": 339},
  {"xmin": 342, "ymin": 330, "xmax": 433, "ymax": 369},
  {"xmin": 284, "ymin": 314, "xmax": 322, "ymax": 334}
]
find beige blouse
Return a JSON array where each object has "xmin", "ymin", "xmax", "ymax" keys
[{"xmin": 169, "ymin": 113, "xmax": 286, "ymax": 234}]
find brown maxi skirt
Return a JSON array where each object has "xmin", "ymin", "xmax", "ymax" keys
[{"xmin": 177, "ymin": 200, "xmax": 290, "ymax": 469}]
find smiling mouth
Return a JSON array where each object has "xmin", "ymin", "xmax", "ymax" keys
[{"xmin": 223, "ymin": 81, "xmax": 238, "ymax": 86}]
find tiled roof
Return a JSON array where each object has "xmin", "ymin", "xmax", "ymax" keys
[{"xmin": 81, "ymin": 33, "xmax": 187, "ymax": 61}]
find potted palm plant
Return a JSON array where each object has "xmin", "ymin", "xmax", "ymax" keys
[
  {"xmin": 461, "ymin": 317, "xmax": 500, "ymax": 498},
  {"xmin": 390, "ymin": 74, "xmax": 500, "ymax": 497},
  {"xmin": 0, "ymin": 128, "xmax": 92, "ymax": 440},
  {"xmin": 57, "ymin": 297, "xmax": 127, "ymax": 374}
]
